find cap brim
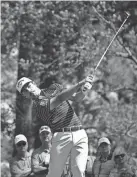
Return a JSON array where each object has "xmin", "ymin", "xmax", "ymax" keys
[
  {"xmin": 39, "ymin": 130, "xmax": 51, "ymax": 134},
  {"xmin": 98, "ymin": 141, "xmax": 110, "ymax": 147},
  {"xmin": 21, "ymin": 82, "xmax": 31, "ymax": 93},
  {"xmin": 15, "ymin": 140, "xmax": 27, "ymax": 144}
]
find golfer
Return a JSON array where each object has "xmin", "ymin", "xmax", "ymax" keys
[{"xmin": 16, "ymin": 75, "xmax": 94, "ymax": 177}]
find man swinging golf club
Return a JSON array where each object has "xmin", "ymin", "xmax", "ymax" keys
[
  {"xmin": 16, "ymin": 75, "xmax": 94, "ymax": 177},
  {"xmin": 16, "ymin": 11, "xmax": 130, "ymax": 177}
]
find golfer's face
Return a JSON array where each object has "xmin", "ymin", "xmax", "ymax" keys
[{"xmin": 22, "ymin": 82, "xmax": 39, "ymax": 98}]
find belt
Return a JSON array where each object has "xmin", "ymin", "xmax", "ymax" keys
[{"xmin": 54, "ymin": 126, "xmax": 83, "ymax": 133}]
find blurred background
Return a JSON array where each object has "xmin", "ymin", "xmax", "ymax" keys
[{"xmin": 1, "ymin": 1, "xmax": 137, "ymax": 176}]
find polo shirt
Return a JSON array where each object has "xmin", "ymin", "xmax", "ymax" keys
[
  {"xmin": 33, "ymin": 83, "xmax": 82, "ymax": 132},
  {"xmin": 31, "ymin": 147, "xmax": 50, "ymax": 177},
  {"xmin": 10, "ymin": 152, "xmax": 32, "ymax": 177}
]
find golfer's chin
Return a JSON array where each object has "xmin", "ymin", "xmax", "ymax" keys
[{"xmin": 31, "ymin": 92, "xmax": 40, "ymax": 99}]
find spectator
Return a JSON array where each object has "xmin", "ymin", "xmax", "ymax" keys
[
  {"xmin": 10, "ymin": 134, "xmax": 34, "ymax": 177},
  {"xmin": 31, "ymin": 125, "xmax": 52, "ymax": 177},
  {"xmin": 126, "ymin": 154, "xmax": 137, "ymax": 168},
  {"xmin": 91, "ymin": 137, "xmax": 114, "ymax": 177},
  {"xmin": 109, "ymin": 146, "xmax": 137, "ymax": 177}
]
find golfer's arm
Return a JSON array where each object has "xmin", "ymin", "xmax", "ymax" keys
[
  {"xmin": 69, "ymin": 79, "xmax": 87, "ymax": 102},
  {"xmin": 50, "ymin": 80, "xmax": 85, "ymax": 110},
  {"xmin": 69, "ymin": 90, "xmax": 85, "ymax": 102}
]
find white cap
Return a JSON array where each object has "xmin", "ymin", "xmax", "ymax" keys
[
  {"xmin": 16, "ymin": 77, "xmax": 32, "ymax": 93},
  {"xmin": 39, "ymin": 125, "xmax": 51, "ymax": 134},
  {"xmin": 14, "ymin": 134, "xmax": 27, "ymax": 144},
  {"xmin": 98, "ymin": 137, "xmax": 111, "ymax": 147}
]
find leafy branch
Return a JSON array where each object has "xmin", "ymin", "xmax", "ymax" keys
[{"xmin": 92, "ymin": 6, "xmax": 137, "ymax": 66}]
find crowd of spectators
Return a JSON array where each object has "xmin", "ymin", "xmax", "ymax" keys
[{"xmin": 9, "ymin": 126, "xmax": 137, "ymax": 177}]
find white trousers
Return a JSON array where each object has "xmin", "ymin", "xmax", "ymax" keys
[{"xmin": 47, "ymin": 129, "xmax": 88, "ymax": 177}]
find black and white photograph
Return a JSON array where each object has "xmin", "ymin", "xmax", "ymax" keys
[{"xmin": 1, "ymin": 1, "xmax": 137, "ymax": 177}]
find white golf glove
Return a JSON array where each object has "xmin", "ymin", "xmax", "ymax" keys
[
  {"xmin": 83, "ymin": 75, "xmax": 94, "ymax": 92},
  {"xmin": 86, "ymin": 75, "xmax": 94, "ymax": 83}
]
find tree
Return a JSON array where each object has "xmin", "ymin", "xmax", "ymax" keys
[{"xmin": 1, "ymin": 1, "xmax": 137, "ymax": 157}]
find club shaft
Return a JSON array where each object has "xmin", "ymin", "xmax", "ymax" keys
[{"xmin": 94, "ymin": 15, "xmax": 129, "ymax": 72}]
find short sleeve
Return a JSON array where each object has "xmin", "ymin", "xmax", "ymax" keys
[
  {"xmin": 31, "ymin": 151, "xmax": 40, "ymax": 168},
  {"xmin": 10, "ymin": 156, "xmax": 32, "ymax": 177},
  {"xmin": 10, "ymin": 159, "xmax": 21, "ymax": 177}
]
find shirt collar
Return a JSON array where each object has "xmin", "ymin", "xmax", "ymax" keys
[
  {"xmin": 16, "ymin": 152, "xmax": 30, "ymax": 160},
  {"xmin": 40, "ymin": 146, "xmax": 51, "ymax": 153}
]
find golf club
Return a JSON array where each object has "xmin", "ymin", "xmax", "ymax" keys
[
  {"xmin": 94, "ymin": 12, "xmax": 130, "ymax": 72},
  {"xmin": 83, "ymin": 12, "xmax": 130, "ymax": 91}
]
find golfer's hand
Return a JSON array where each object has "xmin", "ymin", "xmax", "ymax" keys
[
  {"xmin": 83, "ymin": 75, "xmax": 94, "ymax": 91},
  {"xmin": 85, "ymin": 75, "xmax": 94, "ymax": 83}
]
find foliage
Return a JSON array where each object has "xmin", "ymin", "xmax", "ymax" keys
[{"xmin": 1, "ymin": 2, "xmax": 137, "ymax": 172}]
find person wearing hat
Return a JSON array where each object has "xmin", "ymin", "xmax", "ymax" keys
[
  {"xmin": 10, "ymin": 134, "xmax": 35, "ymax": 177},
  {"xmin": 31, "ymin": 125, "xmax": 52, "ymax": 177},
  {"xmin": 97, "ymin": 137, "xmax": 112, "ymax": 159},
  {"xmin": 16, "ymin": 75, "xmax": 94, "ymax": 177},
  {"xmin": 109, "ymin": 146, "xmax": 137, "ymax": 177},
  {"xmin": 91, "ymin": 137, "xmax": 115, "ymax": 177}
]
